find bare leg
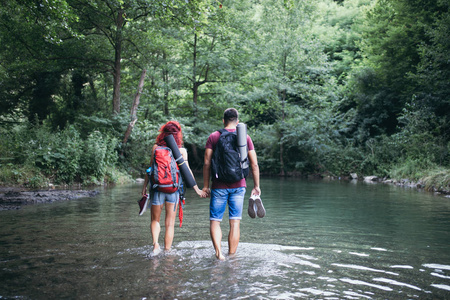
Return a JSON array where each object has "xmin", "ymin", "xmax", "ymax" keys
[
  {"xmin": 228, "ymin": 219, "xmax": 240, "ymax": 255},
  {"xmin": 151, "ymin": 204, "xmax": 163, "ymax": 253},
  {"xmin": 210, "ymin": 220, "xmax": 225, "ymax": 260},
  {"xmin": 164, "ymin": 201, "xmax": 178, "ymax": 251}
]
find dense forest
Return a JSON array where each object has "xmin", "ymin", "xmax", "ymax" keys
[{"xmin": 0, "ymin": 0, "xmax": 448, "ymax": 190}]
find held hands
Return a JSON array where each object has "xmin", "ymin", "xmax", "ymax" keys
[
  {"xmin": 201, "ymin": 187, "xmax": 210, "ymax": 198},
  {"xmin": 194, "ymin": 185, "xmax": 208, "ymax": 198}
]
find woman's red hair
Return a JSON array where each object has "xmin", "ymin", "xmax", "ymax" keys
[{"xmin": 156, "ymin": 121, "xmax": 183, "ymax": 147}]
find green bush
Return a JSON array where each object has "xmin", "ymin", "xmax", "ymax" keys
[
  {"xmin": 423, "ymin": 170, "xmax": 450, "ymax": 192},
  {"xmin": 80, "ymin": 131, "xmax": 118, "ymax": 183},
  {"xmin": 390, "ymin": 158, "xmax": 439, "ymax": 182},
  {"xmin": 322, "ymin": 144, "xmax": 365, "ymax": 177},
  {"xmin": 357, "ymin": 135, "xmax": 402, "ymax": 177},
  {"xmin": 18, "ymin": 123, "xmax": 84, "ymax": 184},
  {"xmin": 54, "ymin": 126, "xmax": 82, "ymax": 183},
  {"xmin": 0, "ymin": 121, "xmax": 120, "ymax": 186},
  {"xmin": 0, "ymin": 164, "xmax": 47, "ymax": 188},
  {"xmin": 120, "ymin": 119, "xmax": 159, "ymax": 176}
]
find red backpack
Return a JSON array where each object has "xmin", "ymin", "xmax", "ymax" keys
[{"xmin": 151, "ymin": 146, "xmax": 180, "ymax": 193}]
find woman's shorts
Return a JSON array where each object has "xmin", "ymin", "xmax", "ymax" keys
[
  {"xmin": 151, "ymin": 190, "xmax": 179, "ymax": 206},
  {"xmin": 210, "ymin": 187, "xmax": 246, "ymax": 221}
]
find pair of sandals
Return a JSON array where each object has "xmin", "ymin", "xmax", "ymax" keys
[{"xmin": 248, "ymin": 194, "xmax": 266, "ymax": 218}]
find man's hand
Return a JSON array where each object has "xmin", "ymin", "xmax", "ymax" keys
[
  {"xmin": 251, "ymin": 187, "xmax": 261, "ymax": 196},
  {"xmin": 201, "ymin": 187, "xmax": 211, "ymax": 198}
]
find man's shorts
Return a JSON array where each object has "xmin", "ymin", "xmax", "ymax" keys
[
  {"xmin": 210, "ymin": 187, "xmax": 246, "ymax": 221},
  {"xmin": 151, "ymin": 191, "xmax": 179, "ymax": 206}
]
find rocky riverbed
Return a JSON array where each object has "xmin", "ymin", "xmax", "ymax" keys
[{"xmin": 0, "ymin": 188, "xmax": 100, "ymax": 211}]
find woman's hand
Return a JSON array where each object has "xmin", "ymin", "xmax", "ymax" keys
[{"xmin": 194, "ymin": 185, "xmax": 208, "ymax": 198}]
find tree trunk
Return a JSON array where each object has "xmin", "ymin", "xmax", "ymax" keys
[
  {"xmin": 279, "ymin": 49, "xmax": 288, "ymax": 176},
  {"xmin": 162, "ymin": 52, "xmax": 169, "ymax": 116},
  {"xmin": 192, "ymin": 33, "xmax": 198, "ymax": 107},
  {"xmin": 279, "ymin": 139, "xmax": 285, "ymax": 176},
  {"xmin": 190, "ymin": 143, "xmax": 201, "ymax": 170},
  {"xmin": 191, "ymin": 33, "xmax": 211, "ymax": 117},
  {"xmin": 193, "ymin": 82, "xmax": 199, "ymax": 107},
  {"xmin": 279, "ymin": 89, "xmax": 286, "ymax": 176},
  {"xmin": 123, "ymin": 69, "xmax": 147, "ymax": 145},
  {"xmin": 112, "ymin": 9, "xmax": 124, "ymax": 114},
  {"xmin": 88, "ymin": 76, "xmax": 98, "ymax": 104}
]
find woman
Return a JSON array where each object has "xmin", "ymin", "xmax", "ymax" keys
[{"xmin": 142, "ymin": 121, "xmax": 204, "ymax": 253}]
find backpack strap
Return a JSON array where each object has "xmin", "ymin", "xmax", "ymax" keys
[
  {"xmin": 168, "ymin": 147, "xmax": 179, "ymax": 189},
  {"xmin": 174, "ymin": 173, "xmax": 184, "ymax": 213},
  {"xmin": 150, "ymin": 147, "xmax": 158, "ymax": 190},
  {"xmin": 218, "ymin": 128, "xmax": 233, "ymax": 135}
]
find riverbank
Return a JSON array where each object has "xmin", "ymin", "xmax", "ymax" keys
[
  {"xmin": 356, "ymin": 171, "xmax": 450, "ymax": 196},
  {"xmin": 0, "ymin": 187, "xmax": 100, "ymax": 211},
  {"xmin": 386, "ymin": 179, "xmax": 450, "ymax": 195}
]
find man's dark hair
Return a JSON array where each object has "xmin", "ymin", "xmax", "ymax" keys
[{"xmin": 223, "ymin": 108, "xmax": 239, "ymax": 125}]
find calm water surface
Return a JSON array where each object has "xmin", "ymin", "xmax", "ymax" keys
[{"xmin": 1, "ymin": 178, "xmax": 450, "ymax": 299}]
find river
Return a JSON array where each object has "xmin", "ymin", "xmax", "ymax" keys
[{"xmin": 1, "ymin": 178, "xmax": 449, "ymax": 299}]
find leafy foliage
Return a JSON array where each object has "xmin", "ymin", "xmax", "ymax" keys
[
  {"xmin": 0, "ymin": 121, "xmax": 120, "ymax": 185},
  {"xmin": 0, "ymin": 0, "xmax": 448, "ymax": 186}
]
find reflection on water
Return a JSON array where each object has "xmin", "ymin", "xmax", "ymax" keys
[{"xmin": 1, "ymin": 178, "xmax": 449, "ymax": 299}]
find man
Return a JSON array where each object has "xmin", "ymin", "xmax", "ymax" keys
[{"xmin": 202, "ymin": 108, "xmax": 261, "ymax": 260}]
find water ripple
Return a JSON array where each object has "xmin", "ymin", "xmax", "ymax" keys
[
  {"xmin": 431, "ymin": 284, "xmax": 450, "ymax": 292},
  {"xmin": 339, "ymin": 278, "xmax": 393, "ymax": 291},
  {"xmin": 331, "ymin": 263, "xmax": 398, "ymax": 275},
  {"xmin": 373, "ymin": 277, "xmax": 422, "ymax": 291},
  {"xmin": 119, "ymin": 241, "xmax": 450, "ymax": 299},
  {"xmin": 423, "ymin": 263, "xmax": 450, "ymax": 270}
]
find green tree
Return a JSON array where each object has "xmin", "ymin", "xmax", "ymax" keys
[
  {"xmin": 244, "ymin": 0, "xmax": 335, "ymax": 175},
  {"xmin": 0, "ymin": 0, "xmax": 78, "ymax": 122},
  {"xmin": 346, "ymin": 0, "xmax": 443, "ymax": 140},
  {"xmin": 315, "ymin": 0, "xmax": 369, "ymax": 83}
]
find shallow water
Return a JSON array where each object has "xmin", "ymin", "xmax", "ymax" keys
[{"xmin": 1, "ymin": 178, "xmax": 450, "ymax": 299}]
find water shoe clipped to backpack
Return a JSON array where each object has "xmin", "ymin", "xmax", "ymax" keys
[{"xmin": 248, "ymin": 194, "xmax": 265, "ymax": 218}]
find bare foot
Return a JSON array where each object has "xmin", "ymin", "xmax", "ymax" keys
[
  {"xmin": 153, "ymin": 243, "xmax": 161, "ymax": 254},
  {"xmin": 216, "ymin": 252, "xmax": 225, "ymax": 260}
]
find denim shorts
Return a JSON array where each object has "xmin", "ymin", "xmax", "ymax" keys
[
  {"xmin": 210, "ymin": 187, "xmax": 246, "ymax": 221},
  {"xmin": 151, "ymin": 191, "xmax": 179, "ymax": 206}
]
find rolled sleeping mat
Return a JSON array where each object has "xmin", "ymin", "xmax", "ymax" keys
[
  {"xmin": 164, "ymin": 134, "xmax": 197, "ymax": 188},
  {"xmin": 236, "ymin": 123, "xmax": 249, "ymax": 168}
]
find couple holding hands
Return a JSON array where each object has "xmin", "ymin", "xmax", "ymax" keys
[{"xmin": 141, "ymin": 108, "xmax": 263, "ymax": 260}]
